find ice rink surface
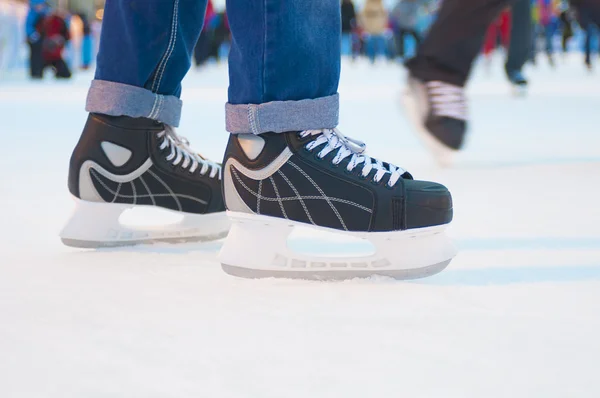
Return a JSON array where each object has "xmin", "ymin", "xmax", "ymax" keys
[{"xmin": 1, "ymin": 55, "xmax": 600, "ymax": 397}]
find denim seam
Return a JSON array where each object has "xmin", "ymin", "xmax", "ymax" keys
[
  {"xmin": 152, "ymin": 95, "xmax": 164, "ymax": 120},
  {"xmin": 148, "ymin": 95, "xmax": 160, "ymax": 119},
  {"xmin": 248, "ymin": 106, "xmax": 259, "ymax": 134},
  {"xmin": 151, "ymin": 0, "xmax": 180, "ymax": 93}
]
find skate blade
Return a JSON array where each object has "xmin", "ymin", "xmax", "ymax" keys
[
  {"xmin": 60, "ymin": 196, "xmax": 230, "ymax": 248},
  {"xmin": 401, "ymin": 90, "xmax": 459, "ymax": 167},
  {"xmin": 222, "ymin": 259, "xmax": 452, "ymax": 281},
  {"xmin": 219, "ymin": 212, "xmax": 457, "ymax": 281}
]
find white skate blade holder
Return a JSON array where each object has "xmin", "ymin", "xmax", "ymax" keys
[
  {"xmin": 60, "ymin": 196, "xmax": 230, "ymax": 248},
  {"xmin": 401, "ymin": 90, "xmax": 459, "ymax": 167},
  {"xmin": 219, "ymin": 212, "xmax": 457, "ymax": 280}
]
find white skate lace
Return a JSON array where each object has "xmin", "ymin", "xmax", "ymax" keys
[
  {"xmin": 426, "ymin": 81, "xmax": 467, "ymax": 121},
  {"xmin": 157, "ymin": 126, "xmax": 221, "ymax": 179},
  {"xmin": 300, "ymin": 129, "xmax": 406, "ymax": 188}
]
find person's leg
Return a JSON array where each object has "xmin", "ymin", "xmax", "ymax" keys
[
  {"xmin": 61, "ymin": 0, "xmax": 230, "ymax": 248},
  {"xmin": 575, "ymin": 0, "xmax": 600, "ymax": 26},
  {"xmin": 585, "ymin": 23, "xmax": 592, "ymax": 67},
  {"xmin": 87, "ymin": 0, "xmax": 208, "ymax": 128},
  {"xmin": 28, "ymin": 40, "xmax": 44, "ymax": 79},
  {"xmin": 376, "ymin": 34, "xmax": 388, "ymax": 60},
  {"xmin": 544, "ymin": 24, "xmax": 554, "ymax": 58},
  {"xmin": 53, "ymin": 58, "xmax": 72, "ymax": 79},
  {"xmin": 341, "ymin": 33, "xmax": 352, "ymax": 56},
  {"xmin": 505, "ymin": 0, "xmax": 531, "ymax": 78},
  {"xmin": 402, "ymin": 0, "xmax": 515, "ymax": 163},
  {"xmin": 219, "ymin": 0, "xmax": 455, "ymax": 280},
  {"xmin": 406, "ymin": 0, "xmax": 515, "ymax": 86},
  {"xmin": 410, "ymin": 29, "xmax": 421, "ymax": 47},
  {"xmin": 365, "ymin": 35, "xmax": 377, "ymax": 63},
  {"xmin": 396, "ymin": 29, "xmax": 406, "ymax": 58}
]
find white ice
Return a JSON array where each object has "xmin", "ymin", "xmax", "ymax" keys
[{"xmin": 1, "ymin": 54, "xmax": 600, "ymax": 397}]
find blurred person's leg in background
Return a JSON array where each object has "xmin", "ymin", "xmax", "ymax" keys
[
  {"xmin": 341, "ymin": 33, "xmax": 353, "ymax": 56},
  {"xmin": 28, "ymin": 38, "xmax": 44, "ymax": 78},
  {"xmin": 505, "ymin": 0, "xmax": 531, "ymax": 84},
  {"xmin": 543, "ymin": 22, "xmax": 555, "ymax": 66},
  {"xmin": 52, "ymin": 58, "xmax": 72, "ymax": 79},
  {"xmin": 403, "ymin": 0, "xmax": 515, "ymax": 164}
]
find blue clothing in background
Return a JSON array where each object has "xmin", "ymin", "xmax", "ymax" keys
[{"xmin": 25, "ymin": 2, "xmax": 49, "ymax": 40}]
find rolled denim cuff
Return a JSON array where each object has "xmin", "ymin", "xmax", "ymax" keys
[
  {"xmin": 85, "ymin": 80, "xmax": 183, "ymax": 127},
  {"xmin": 225, "ymin": 93, "xmax": 339, "ymax": 134}
]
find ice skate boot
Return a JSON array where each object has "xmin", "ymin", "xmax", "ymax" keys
[
  {"xmin": 507, "ymin": 69, "xmax": 528, "ymax": 97},
  {"xmin": 402, "ymin": 76, "xmax": 467, "ymax": 166},
  {"xmin": 60, "ymin": 114, "xmax": 229, "ymax": 248},
  {"xmin": 219, "ymin": 129, "xmax": 456, "ymax": 280}
]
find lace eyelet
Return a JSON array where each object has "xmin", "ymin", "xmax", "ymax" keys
[
  {"xmin": 313, "ymin": 153, "xmax": 324, "ymax": 161},
  {"xmin": 331, "ymin": 161, "xmax": 340, "ymax": 169}
]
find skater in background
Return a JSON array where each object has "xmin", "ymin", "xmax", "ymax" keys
[
  {"xmin": 209, "ymin": 9, "xmax": 230, "ymax": 63},
  {"xmin": 79, "ymin": 13, "xmax": 93, "ymax": 70},
  {"xmin": 39, "ymin": 10, "xmax": 71, "ymax": 78},
  {"xmin": 60, "ymin": 0, "xmax": 455, "ymax": 280},
  {"xmin": 505, "ymin": 0, "xmax": 533, "ymax": 88},
  {"xmin": 532, "ymin": 0, "xmax": 558, "ymax": 66},
  {"xmin": 359, "ymin": 0, "xmax": 389, "ymax": 62},
  {"xmin": 482, "ymin": 1, "xmax": 532, "ymax": 87},
  {"xmin": 390, "ymin": 0, "xmax": 426, "ymax": 60},
  {"xmin": 403, "ymin": 0, "xmax": 600, "ymax": 165},
  {"xmin": 25, "ymin": 0, "xmax": 50, "ymax": 79},
  {"xmin": 572, "ymin": 0, "xmax": 599, "ymax": 70},
  {"xmin": 559, "ymin": 6, "xmax": 574, "ymax": 54},
  {"xmin": 341, "ymin": 0, "xmax": 357, "ymax": 56}
]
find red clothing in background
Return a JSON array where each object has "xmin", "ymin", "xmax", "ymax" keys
[{"xmin": 483, "ymin": 10, "xmax": 512, "ymax": 55}]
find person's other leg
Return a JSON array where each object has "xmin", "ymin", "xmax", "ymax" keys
[
  {"xmin": 220, "ymin": 0, "xmax": 455, "ymax": 280},
  {"xmin": 505, "ymin": 0, "xmax": 532, "ymax": 75},
  {"xmin": 406, "ymin": 0, "xmax": 515, "ymax": 86},
  {"xmin": 87, "ymin": 0, "xmax": 208, "ymax": 128}
]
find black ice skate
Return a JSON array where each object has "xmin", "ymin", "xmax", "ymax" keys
[
  {"xmin": 219, "ymin": 129, "xmax": 456, "ymax": 280},
  {"xmin": 402, "ymin": 75, "xmax": 467, "ymax": 166},
  {"xmin": 60, "ymin": 113, "xmax": 229, "ymax": 248}
]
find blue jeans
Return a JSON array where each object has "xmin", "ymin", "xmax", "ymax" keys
[
  {"xmin": 365, "ymin": 34, "xmax": 387, "ymax": 62},
  {"xmin": 87, "ymin": 0, "xmax": 341, "ymax": 133}
]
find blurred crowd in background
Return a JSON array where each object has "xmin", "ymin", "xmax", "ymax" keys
[{"xmin": 0, "ymin": 0, "xmax": 598, "ymax": 80}]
